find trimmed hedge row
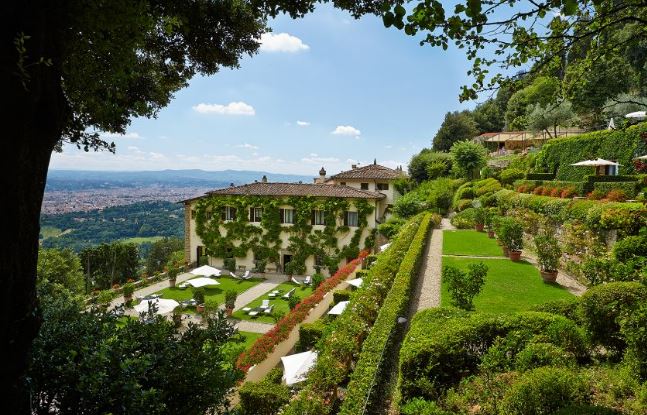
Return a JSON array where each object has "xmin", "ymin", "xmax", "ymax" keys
[
  {"xmin": 534, "ymin": 122, "xmax": 647, "ymax": 181},
  {"xmin": 494, "ymin": 189, "xmax": 646, "ymax": 234},
  {"xmin": 281, "ymin": 214, "xmax": 431, "ymax": 414},
  {"xmin": 514, "ymin": 179, "xmax": 585, "ymax": 196},
  {"xmin": 526, "ymin": 172, "xmax": 556, "ymax": 180},
  {"xmin": 338, "ymin": 213, "xmax": 434, "ymax": 414},
  {"xmin": 593, "ymin": 181, "xmax": 639, "ymax": 198}
]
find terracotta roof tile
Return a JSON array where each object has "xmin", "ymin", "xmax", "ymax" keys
[
  {"xmin": 188, "ymin": 182, "xmax": 385, "ymax": 200},
  {"xmin": 329, "ymin": 164, "xmax": 405, "ymax": 180}
]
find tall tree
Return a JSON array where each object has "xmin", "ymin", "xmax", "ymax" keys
[
  {"xmin": 1, "ymin": 1, "xmax": 388, "ymax": 410},
  {"xmin": 36, "ymin": 248, "xmax": 84, "ymax": 294},
  {"xmin": 146, "ymin": 237, "xmax": 184, "ymax": 274},
  {"xmin": 432, "ymin": 110, "xmax": 479, "ymax": 151}
]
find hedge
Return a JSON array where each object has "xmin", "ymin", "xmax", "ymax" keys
[
  {"xmin": 534, "ymin": 122, "xmax": 647, "ymax": 182},
  {"xmin": 238, "ymin": 372, "xmax": 291, "ymax": 415},
  {"xmin": 494, "ymin": 189, "xmax": 647, "ymax": 234},
  {"xmin": 338, "ymin": 213, "xmax": 434, "ymax": 414},
  {"xmin": 593, "ymin": 182, "xmax": 639, "ymax": 198},
  {"xmin": 526, "ymin": 172, "xmax": 556, "ymax": 180},
  {"xmin": 332, "ymin": 289, "xmax": 352, "ymax": 304},
  {"xmin": 296, "ymin": 320, "xmax": 327, "ymax": 352},
  {"xmin": 398, "ymin": 310, "xmax": 587, "ymax": 401},
  {"xmin": 281, "ymin": 213, "xmax": 432, "ymax": 414},
  {"xmin": 514, "ymin": 179, "xmax": 585, "ymax": 196}
]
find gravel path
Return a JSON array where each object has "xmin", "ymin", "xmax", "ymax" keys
[
  {"xmin": 410, "ymin": 226, "xmax": 444, "ymax": 311},
  {"xmin": 235, "ymin": 320, "xmax": 274, "ymax": 334}
]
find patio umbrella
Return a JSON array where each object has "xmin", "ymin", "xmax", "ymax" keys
[
  {"xmin": 190, "ymin": 265, "xmax": 222, "ymax": 277},
  {"xmin": 134, "ymin": 298, "xmax": 179, "ymax": 315},
  {"xmin": 626, "ymin": 111, "xmax": 646, "ymax": 119},
  {"xmin": 346, "ymin": 278, "xmax": 363, "ymax": 288},
  {"xmin": 328, "ymin": 301, "xmax": 349, "ymax": 316},
  {"xmin": 379, "ymin": 242, "xmax": 391, "ymax": 251},
  {"xmin": 570, "ymin": 158, "xmax": 621, "ymax": 167},
  {"xmin": 635, "ymin": 155, "xmax": 647, "ymax": 160},
  {"xmin": 281, "ymin": 351, "xmax": 318, "ymax": 385},
  {"xmin": 184, "ymin": 277, "xmax": 220, "ymax": 288}
]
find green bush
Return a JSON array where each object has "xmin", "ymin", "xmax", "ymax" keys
[
  {"xmin": 579, "ymin": 256, "xmax": 637, "ymax": 286},
  {"xmin": 498, "ymin": 217, "xmax": 524, "ymax": 250},
  {"xmin": 297, "ymin": 320, "xmax": 326, "ymax": 352},
  {"xmin": 500, "ymin": 367, "xmax": 590, "ymax": 415},
  {"xmin": 613, "ymin": 235, "xmax": 647, "ymax": 262},
  {"xmin": 225, "ymin": 290, "xmax": 237, "ymax": 309},
  {"xmin": 192, "ymin": 287, "xmax": 206, "ymax": 305},
  {"xmin": 450, "ymin": 140, "xmax": 488, "ymax": 179},
  {"xmin": 442, "ymin": 263, "xmax": 488, "ymax": 311},
  {"xmin": 339, "ymin": 213, "xmax": 433, "ymax": 414},
  {"xmin": 288, "ymin": 295, "xmax": 300, "ymax": 310},
  {"xmin": 621, "ymin": 302, "xmax": 647, "ymax": 381},
  {"xmin": 578, "ymin": 282, "xmax": 647, "ymax": 356},
  {"xmin": 238, "ymin": 378, "xmax": 290, "ymax": 415},
  {"xmin": 552, "ymin": 405, "xmax": 622, "ymax": 415},
  {"xmin": 593, "ymin": 181, "xmax": 638, "ymax": 198},
  {"xmin": 455, "ymin": 183, "xmax": 475, "ymax": 200},
  {"xmin": 501, "ymin": 168, "xmax": 526, "ymax": 185},
  {"xmin": 450, "ymin": 207, "xmax": 478, "ymax": 229},
  {"xmin": 473, "ymin": 178, "xmax": 502, "ymax": 196},
  {"xmin": 401, "ymin": 398, "xmax": 452, "ymax": 415},
  {"xmin": 311, "ymin": 273, "xmax": 325, "ymax": 289},
  {"xmin": 377, "ymin": 216, "xmax": 405, "ymax": 238},
  {"xmin": 514, "ymin": 342, "xmax": 576, "ymax": 372},
  {"xmin": 526, "ymin": 172, "xmax": 556, "ymax": 180},
  {"xmin": 333, "ymin": 289, "xmax": 352, "ymax": 304},
  {"xmin": 530, "ymin": 298, "xmax": 580, "ymax": 322},
  {"xmin": 534, "ymin": 234, "xmax": 561, "ymax": 273},
  {"xmin": 455, "ymin": 198, "xmax": 473, "ymax": 212},
  {"xmin": 223, "ymin": 257, "xmax": 236, "ymax": 272}
]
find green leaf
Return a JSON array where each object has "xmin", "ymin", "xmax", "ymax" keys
[{"xmin": 383, "ymin": 11, "xmax": 394, "ymax": 28}]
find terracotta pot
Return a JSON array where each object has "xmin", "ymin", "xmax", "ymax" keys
[
  {"xmin": 487, "ymin": 230, "xmax": 495, "ymax": 239},
  {"xmin": 169, "ymin": 279, "xmax": 176, "ymax": 288},
  {"xmin": 124, "ymin": 294, "xmax": 132, "ymax": 303},
  {"xmin": 502, "ymin": 246, "xmax": 509, "ymax": 256},
  {"xmin": 226, "ymin": 307, "xmax": 234, "ymax": 317},
  {"xmin": 196, "ymin": 304, "xmax": 205, "ymax": 313},
  {"xmin": 475, "ymin": 223, "xmax": 485, "ymax": 232},
  {"xmin": 540, "ymin": 270, "xmax": 558, "ymax": 283},
  {"xmin": 509, "ymin": 250, "xmax": 522, "ymax": 261}
]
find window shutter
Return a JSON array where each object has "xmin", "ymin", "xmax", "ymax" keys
[
  {"xmin": 343, "ymin": 211, "xmax": 348, "ymax": 226},
  {"xmin": 221, "ymin": 208, "xmax": 226, "ymax": 221},
  {"xmin": 311, "ymin": 210, "xmax": 316, "ymax": 225},
  {"xmin": 279, "ymin": 209, "xmax": 285, "ymax": 224}
]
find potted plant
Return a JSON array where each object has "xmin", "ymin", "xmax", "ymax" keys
[
  {"xmin": 172, "ymin": 307, "xmax": 183, "ymax": 328},
  {"xmin": 225, "ymin": 290, "xmax": 237, "ymax": 316},
  {"xmin": 193, "ymin": 287, "xmax": 206, "ymax": 313},
  {"xmin": 122, "ymin": 282, "xmax": 135, "ymax": 304},
  {"xmin": 534, "ymin": 234, "xmax": 561, "ymax": 283},
  {"xmin": 474, "ymin": 207, "xmax": 486, "ymax": 232},
  {"xmin": 497, "ymin": 217, "xmax": 511, "ymax": 255},
  {"xmin": 485, "ymin": 208, "xmax": 497, "ymax": 238},
  {"xmin": 167, "ymin": 267, "xmax": 178, "ymax": 288},
  {"xmin": 506, "ymin": 219, "xmax": 524, "ymax": 261},
  {"xmin": 97, "ymin": 290, "xmax": 113, "ymax": 311}
]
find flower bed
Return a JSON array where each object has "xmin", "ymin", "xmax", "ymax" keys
[
  {"xmin": 339, "ymin": 213, "xmax": 434, "ymax": 414},
  {"xmin": 235, "ymin": 250, "xmax": 369, "ymax": 372}
]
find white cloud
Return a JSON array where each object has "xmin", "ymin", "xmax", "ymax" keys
[
  {"xmin": 331, "ymin": 125, "xmax": 361, "ymax": 138},
  {"xmin": 100, "ymin": 131, "xmax": 141, "ymax": 140},
  {"xmin": 296, "ymin": 120, "xmax": 311, "ymax": 127},
  {"xmin": 302, "ymin": 155, "xmax": 340, "ymax": 164},
  {"xmin": 260, "ymin": 32, "xmax": 310, "ymax": 53},
  {"xmin": 127, "ymin": 146, "xmax": 139, "ymax": 151},
  {"xmin": 192, "ymin": 101, "xmax": 255, "ymax": 116},
  {"xmin": 236, "ymin": 143, "xmax": 259, "ymax": 150}
]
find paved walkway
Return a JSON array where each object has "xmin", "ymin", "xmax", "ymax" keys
[
  {"xmin": 235, "ymin": 320, "xmax": 274, "ymax": 334},
  {"xmin": 232, "ymin": 275, "xmax": 284, "ymax": 311}
]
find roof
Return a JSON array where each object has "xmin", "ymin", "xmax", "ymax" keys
[
  {"xmin": 183, "ymin": 182, "xmax": 385, "ymax": 202},
  {"xmin": 329, "ymin": 163, "xmax": 404, "ymax": 180}
]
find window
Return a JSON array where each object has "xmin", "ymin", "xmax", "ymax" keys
[
  {"xmin": 312, "ymin": 210, "xmax": 326, "ymax": 226},
  {"xmin": 205, "ymin": 210, "xmax": 213, "ymax": 220},
  {"xmin": 377, "ymin": 183, "xmax": 389, "ymax": 191},
  {"xmin": 249, "ymin": 207, "xmax": 263, "ymax": 222},
  {"xmin": 344, "ymin": 211, "xmax": 359, "ymax": 227},
  {"xmin": 221, "ymin": 206, "xmax": 236, "ymax": 221},
  {"xmin": 315, "ymin": 255, "xmax": 325, "ymax": 267},
  {"xmin": 340, "ymin": 182, "xmax": 346, "ymax": 186},
  {"xmin": 280, "ymin": 208, "xmax": 295, "ymax": 224},
  {"xmin": 360, "ymin": 182, "xmax": 369, "ymax": 190}
]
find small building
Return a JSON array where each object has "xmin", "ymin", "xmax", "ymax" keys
[{"xmin": 183, "ymin": 162, "xmax": 405, "ymax": 276}]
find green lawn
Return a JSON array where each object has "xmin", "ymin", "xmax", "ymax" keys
[
  {"xmin": 157, "ymin": 276, "xmax": 262, "ymax": 307},
  {"xmin": 236, "ymin": 331, "xmax": 262, "ymax": 350},
  {"xmin": 443, "ymin": 230, "xmax": 504, "ymax": 257},
  {"xmin": 231, "ymin": 281, "xmax": 314, "ymax": 324},
  {"xmin": 441, "ymin": 257, "xmax": 573, "ymax": 314},
  {"xmin": 120, "ymin": 236, "xmax": 165, "ymax": 244}
]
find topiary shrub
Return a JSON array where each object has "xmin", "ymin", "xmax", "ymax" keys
[
  {"xmin": 501, "ymin": 168, "xmax": 526, "ymax": 185},
  {"xmin": 450, "ymin": 207, "xmax": 478, "ymax": 229},
  {"xmin": 238, "ymin": 378, "xmax": 290, "ymax": 415},
  {"xmin": 192, "ymin": 287, "xmax": 206, "ymax": 305},
  {"xmin": 311, "ymin": 273, "xmax": 325, "ymax": 289},
  {"xmin": 514, "ymin": 342, "xmax": 576, "ymax": 372},
  {"xmin": 613, "ymin": 235, "xmax": 647, "ymax": 263},
  {"xmin": 500, "ymin": 367, "xmax": 590, "ymax": 415},
  {"xmin": 333, "ymin": 289, "xmax": 352, "ymax": 304},
  {"xmin": 455, "ymin": 198, "xmax": 473, "ymax": 212},
  {"xmin": 297, "ymin": 320, "xmax": 326, "ymax": 352},
  {"xmin": 578, "ymin": 282, "xmax": 647, "ymax": 356},
  {"xmin": 288, "ymin": 295, "xmax": 300, "ymax": 310},
  {"xmin": 223, "ymin": 257, "xmax": 236, "ymax": 273}
]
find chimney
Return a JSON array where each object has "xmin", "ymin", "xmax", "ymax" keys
[
  {"xmin": 373, "ymin": 158, "xmax": 377, "ymax": 165},
  {"xmin": 229, "ymin": 182, "xmax": 234, "ymax": 187},
  {"xmin": 351, "ymin": 164, "xmax": 357, "ymax": 169},
  {"xmin": 261, "ymin": 175, "xmax": 268, "ymax": 183}
]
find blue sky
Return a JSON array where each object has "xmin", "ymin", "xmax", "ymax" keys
[{"xmin": 50, "ymin": 4, "xmax": 477, "ymax": 175}]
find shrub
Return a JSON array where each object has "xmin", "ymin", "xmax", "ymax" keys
[
  {"xmin": 606, "ymin": 189, "xmax": 627, "ymax": 201},
  {"xmin": 499, "ymin": 217, "xmax": 524, "ymax": 250},
  {"xmin": 225, "ymin": 290, "xmax": 237, "ymax": 309},
  {"xmin": 621, "ymin": 302, "xmax": 647, "ymax": 381},
  {"xmin": 534, "ymin": 234, "xmax": 561, "ymax": 273},
  {"xmin": 192, "ymin": 287, "xmax": 206, "ymax": 305},
  {"xmin": 333, "ymin": 289, "xmax": 352, "ymax": 304},
  {"xmin": 122, "ymin": 282, "xmax": 135, "ymax": 297},
  {"xmin": 442, "ymin": 263, "xmax": 488, "ymax": 311},
  {"xmin": 500, "ymin": 367, "xmax": 590, "ymax": 415},
  {"xmin": 377, "ymin": 216, "xmax": 405, "ymax": 238},
  {"xmin": 450, "ymin": 207, "xmax": 478, "ymax": 229},
  {"xmin": 297, "ymin": 321, "xmax": 326, "ymax": 352},
  {"xmin": 455, "ymin": 198, "xmax": 473, "ymax": 212},
  {"xmin": 223, "ymin": 257, "xmax": 236, "ymax": 272},
  {"xmin": 473, "ymin": 207, "xmax": 486, "ymax": 226},
  {"xmin": 579, "ymin": 256, "xmax": 636, "ymax": 286},
  {"xmin": 454, "ymin": 184, "xmax": 475, "ymax": 200},
  {"xmin": 589, "ymin": 189, "xmax": 606, "ymax": 200},
  {"xmin": 530, "ymin": 298, "xmax": 580, "ymax": 322},
  {"xmin": 514, "ymin": 343, "xmax": 576, "ymax": 372},
  {"xmin": 450, "ymin": 140, "xmax": 488, "ymax": 179},
  {"xmin": 613, "ymin": 235, "xmax": 647, "ymax": 263},
  {"xmin": 238, "ymin": 378, "xmax": 290, "ymax": 415},
  {"xmin": 401, "ymin": 398, "xmax": 452, "ymax": 415},
  {"xmin": 311, "ymin": 273, "xmax": 325, "ymax": 289},
  {"xmin": 533, "ymin": 186, "xmax": 545, "ymax": 195},
  {"xmin": 552, "ymin": 405, "xmax": 622, "ymax": 415},
  {"xmin": 254, "ymin": 259, "xmax": 267, "ymax": 273},
  {"xmin": 561, "ymin": 187, "xmax": 576, "ymax": 198},
  {"xmin": 288, "ymin": 295, "xmax": 300, "ymax": 310},
  {"xmin": 501, "ymin": 168, "xmax": 526, "ymax": 185},
  {"xmin": 97, "ymin": 290, "xmax": 114, "ymax": 306},
  {"xmin": 578, "ymin": 282, "xmax": 647, "ymax": 356},
  {"xmin": 594, "ymin": 181, "xmax": 638, "ymax": 199},
  {"xmin": 393, "ymin": 190, "xmax": 426, "ymax": 217},
  {"xmin": 204, "ymin": 298, "xmax": 219, "ymax": 313}
]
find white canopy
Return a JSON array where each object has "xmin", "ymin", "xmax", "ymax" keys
[
  {"xmin": 635, "ymin": 155, "xmax": 647, "ymax": 160},
  {"xmin": 184, "ymin": 277, "xmax": 220, "ymax": 288},
  {"xmin": 190, "ymin": 265, "xmax": 222, "ymax": 277},
  {"xmin": 328, "ymin": 301, "xmax": 350, "ymax": 315},
  {"xmin": 346, "ymin": 278, "xmax": 363, "ymax": 288},
  {"xmin": 625, "ymin": 111, "xmax": 646, "ymax": 119},
  {"xmin": 379, "ymin": 243, "xmax": 391, "ymax": 251},
  {"xmin": 134, "ymin": 298, "xmax": 179, "ymax": 315},
  {"xmin": 570, "ymin": 158, "xmax": 621, "ymax": 167},
  {"xmin": 281, "ymin": 351, "xmax": 318, "ymax": 386}
]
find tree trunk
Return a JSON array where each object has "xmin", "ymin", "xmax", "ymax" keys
[{"xmin": 1, "ymin": 3, "xmax": 66, "ymax": 412}]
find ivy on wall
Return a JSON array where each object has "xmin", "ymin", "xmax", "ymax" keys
[{"xmin": 193, "ymin": 195, "xmax": 375, "ymax": 274}]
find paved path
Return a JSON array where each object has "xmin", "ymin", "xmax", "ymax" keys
[
  {"xmin": 235, "ymin": 320, "xmax": 274, "ymax": 334},
  {"xmin": 232, "ymin": 275, "xmax": 284, "ymax": 311}
]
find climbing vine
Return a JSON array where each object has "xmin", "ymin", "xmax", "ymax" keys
[{"xmin": 194, "ymin": 195, "xmax": 375, "ymax": 274}]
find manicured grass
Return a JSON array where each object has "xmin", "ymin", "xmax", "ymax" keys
[
  {"xmin": 441, "ymin": 257, "xmax": 573, "ymax": 314},
  {"xmin": 157, "ymin": 276, "xmax": 262, "ymax": 306},
  {"xmin": 443, "ymin": 230, "xmax": 504, "ymax": 257},
  {"xmin": 236, "ymin": 331, "xmax": 262, "ymax": 350},
  {"xmin": 231, "ymin": 281, "xmax": 314, "ymax": 324},
  {"xmin": 120, "ymin": 236, "xmax": 165, "ymax": 244}
]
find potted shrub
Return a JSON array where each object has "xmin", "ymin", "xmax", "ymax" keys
[
  {"xmin": 168, "ymin": 267, "xmax": 178, "ymax": 288},
  {"xmin": 193, "ymin": 287, "xmax": 206, "ymax": 313},
  {"xmin": 172, "ymin": 307, "xmax": 183, "ymax": 328},
  {"xmin": 497, "ymin": 217, "xmax": 511, "ymax": 255},
  {"xmin": 474, "ymin": 207, "xmax": 486, "ymax": 232},
  {"xmin": 225, "ymin": 290, "xmax": 237, "ymax": 316},
  {"xmin": 122, "ymin": 282, "xmax": 135, "ymax": 304},
  {"xmin": 485, "ymin": 208, "xmax": 497, "ymax": 238},
  {"xmin": 506, "ymin": 219, "xmax": 524, "ymax": 261},
  {"xmin": 534, "ymin": 234, "xmax": 561, "ymax": 283}
]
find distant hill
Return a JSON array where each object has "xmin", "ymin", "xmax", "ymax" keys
[{"xmin": 46, "ymin": 169, "xmax": 314, "ymax": 191}]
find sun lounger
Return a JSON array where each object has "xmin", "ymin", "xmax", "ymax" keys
[
  {"xmin": 230, "ymin": 271, "xmax": 241, "ymax": 279},
  {"xmin": 248, "ymin": 310, "xmax": 259, "ymax": 317},
  {"xmin": 241, "ymin": 270, "xmax": 252, "ymax": 280},
  {"xmin": 260, "ymin": 299, "xmax": 270, "ymax": 310},
  {"xmin": 264, "ymin": 305, "xmax": 274, "ymax": 314},
  {"xmin": 304, "ymin": 275, "xmax": 312, "ymax": 285},
  {"xmin": 282, "ymin": 288, "xmax": 296, "ymax": 300},
  {"xmin": 291, "ymin": 276, "xmax": 302, "ymax": 285}
]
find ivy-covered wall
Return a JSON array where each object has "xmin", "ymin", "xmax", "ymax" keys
[
  {"xmin": 535, "ymin": 122, "xmax": 647, "ymax": 181},
  {"xmin": 191, "ymin": 195, "xmax": 376, "ymax": 275}
]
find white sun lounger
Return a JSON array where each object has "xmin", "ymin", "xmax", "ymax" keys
[
  {"xmin": 291, "ymin": 277, "xmax": 302, "ymax": 285},
  {"xmin": 260, "ymin": 299, "xmax": 270, "ymax": 310},
  {"xmin": 241, "ymin": 270, "xmax": 252, "ymax": 280},
  {"xmin": 282, "ymin": 288, "xmax": 296, "ymax": 300},
  {"xmin": 303, "ymin": 275, "xmax": 312, "ymax": 285},
  {"xmin": 264, "ymin": 305, "xmax": 274, "ymax": 314}
]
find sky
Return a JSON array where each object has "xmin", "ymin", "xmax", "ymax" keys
[{"xmin": 50, "ymin": 4, "xmax": 478, "ymax": 176}]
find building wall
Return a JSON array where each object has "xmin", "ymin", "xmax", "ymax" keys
[
  {"xmin": 185, "ymin": 199, "xmax": 377, "ymax": 276},
  {"xmin": 330, "ymin": 179, "xmax": 401, "ymax": 220}
]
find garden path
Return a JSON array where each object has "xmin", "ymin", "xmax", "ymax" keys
[
  {"xmin": 231, "ymin": 275, "xmax": 284, "ymax": 311},
  {"xmin": 234, "ymin": 320, "xmax": 274, "ymax": 334},
  {"xmin": 410, "ymin": 222, "xmax": 446, "ymax": 311}
]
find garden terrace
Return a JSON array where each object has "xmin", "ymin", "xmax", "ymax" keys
[{"xmin": 231, "ymin": 281, "xmax": 314, "ymax": 324}]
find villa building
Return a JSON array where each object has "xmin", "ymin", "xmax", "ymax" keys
[{"xmin": 183, "ymin": 162, "xmax": 405, "ymax": 276}]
